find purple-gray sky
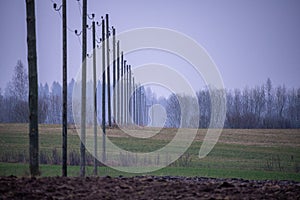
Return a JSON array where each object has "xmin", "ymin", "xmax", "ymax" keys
[{"xmin": 0, "ymin": 0, "xmax": 299, "ymax": 92}]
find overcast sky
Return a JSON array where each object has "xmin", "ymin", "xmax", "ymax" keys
[{"xmin": 0, "ymin": 0, "xmax": 299, "ymax": 93}]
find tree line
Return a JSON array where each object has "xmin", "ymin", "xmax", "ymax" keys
[
  {"xmin": 0, "ymin": 60, "xmax": 147, "ymax": 126},
  {"xmin": 162, "ymin": 78, "xmax": 300, "ymax": 129},
  {"xmin": 135, "ymin": 80, "xmax": 300, "ymax": 129},
  {"xmin": 1, "ymin": 60, "xmax": 299, "ymax": 129}
]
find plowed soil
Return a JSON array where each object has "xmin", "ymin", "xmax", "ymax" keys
[{"xmin": 1, "ymin": 176, "xmax": 300, "ymax": 199}]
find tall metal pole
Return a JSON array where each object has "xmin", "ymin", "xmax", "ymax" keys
[
  {"xmin": 136, "ymin": 84, "xmax": 138, "ymax": 125},
  {"xmin": 116, "ymin": 41, "xmax": 120, "ymax": 124},
  {"xmin": 112, "ymin": 27, "xmax": 116, "ymax": 125},
  {"xmin": 124, "ymin": 61, "xmax": 127, "ymax": 125},
  {"xmin": 143, "ymin": 89, "xmax": 146, "ymax": 125},
  {"xmin": 106, "ymin": 14, "xmax": 112, "ymax": 127},
  {"xmin": 135, "ymin": 83, "xmax": 138, "ymax": 126},
  {"xmin": 129, "ymin": 66, "xmax": 132, "ymax": 124},
  {"xmin": 152, "ymin": 100, "xmax": 154, "ymax": 127},
  {"xmin": 141, "ymin": 88, "xmax": 143, "ymax": 126},
  {"xmin": 80, "ymin": 0, "xmax": 87, "ymax": 178},
  {"xmin": 126, "ymin": 65, "xmax": 129, "ymax": 125},
  {"xmin": 101, "ymin": 17, "xmax": 106, "ymax": 163},
  {"xmin": 92, "ymin": 20, "xmax": 97, "ymax": 175},
  {"xmin": 62, "ymin": 0, "xmax": 67, "ymax": 177},
  {"xmin": 120, "ymin": 52, "xmax": 124, "ymax": 125},
  {"xmin": 136, "ymin": 84, "xmax": 139, "ymax": 126},
  {"xmin": 139, "ymin": 85, "xmax": 142, "ymax": 126},
  {"xmin": 142, "ymin": 86, "xmax": 144, "ymax": 126},
  {"xmin": 133, "ymin": 77, "xmax": 136, "ymax": 124}
]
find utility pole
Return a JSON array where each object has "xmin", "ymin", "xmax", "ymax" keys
[
  {"xmin": 116, "ymin": 41, "xmax": 120, "ymax": 124},
  {"xmin": 80, "ymin": 0, "xmax": 87, "ymax": 177},
  {"xmin": 140, "ymin": 85, "xmax": 142, "ymax": 126},
  {"xmin": 106, "ymin": 14, "xmax": 112, "ymax": 127},
  {"xmin": 136, "ymin": 84, "xmax": 139, "ymax": 125},
  {"xmin": 53, "ymin": 0, "xmax": 67, "ymax": 177},
  {"xmin": 25, "ymin": 0, "xmax": 39, "ymax": 177},
  {"xmin": 136, "ymin": 84, "xmax": 139, "ymax": 126},
  {"xmin": 140, "ymin": 85, "xmax": 143, "ymax": 126},
  {"xmin": 143, "ymin": 88, "xmax": 146, "ymax": 125},
  {"xmin": 152, "ymin": 100, "xmax": 154, "ymax": 127},
  {"xmin": 142, "ymin": 86, "xmax": 145, "ymax": 126},
  {"xmin": 92, "ymin": 20, "xmax": 97, "ymax": 175},
  {"xmin": 101, "ymin": 17, "xmax": 106, "ymax": 163},
  {"xmin": 135, "ymin": 84, "xmax": 138, "ymax": 125},
  {"xmin": 133, "ymin": 77, "xmax": 136, "ymax": 124},
  {"xmin": 126, "ymin": 65, "xmax": 129, "ymax": 125},
  {"xmin": 62, "ymin": 0, "xmax": 67, "ymax": 177},
  {"xmin": 129, "ymin": 65, "xmax": 132, "ymax": 124},
  {"xmin": 120, "ymin": 52, "xmax": 124, "ymax": 125},
  {"xmin": 124, "ymin": 61, "xmax": 127, "ymax": 125},
  {"xmin": 112, "ymin": 27, "xmax": 116, "ymax": 125}
]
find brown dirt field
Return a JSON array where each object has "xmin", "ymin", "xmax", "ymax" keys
[
  {"xmin": 1, "ymin": 176, "xmax": 300, "ymax": 199},
  {"xmin": 104, "ymin": 127, "xmax": 300, "ymax": 147},
  {"xmin": 1, "ymin": 124, "xmax": 299, "ymax": 147}
]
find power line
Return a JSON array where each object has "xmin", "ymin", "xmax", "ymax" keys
[
  {"xmin": 76, "ymin": 35, "xmax": 82, "ymax": 47},
  {"xmin": 51, "ymin": 0, "xmax": 82, "ymax": 47},
  {"xmin": 77, "ymin": 0, "xmax": 82, "ymax": 17},
  {"xmin": 57, "ymin": 11, "xmax": 75, "ymax": 33}
]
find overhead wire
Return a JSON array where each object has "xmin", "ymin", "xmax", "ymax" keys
[
  {"xmin": 50, "ymin": 0, "xmax": 119, "ymax": 63},
  {"xmin": 50, "ymin": 0, "xmax": 82, "ymax": 47},
  {"xmin": 77, "ymin": 0, "xmax": 82, "ymax": 17}
]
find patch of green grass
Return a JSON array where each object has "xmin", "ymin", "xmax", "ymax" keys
[
  {"xmin": 108, "ymin": 137, "xmax": 170, "ymax": 152},
  {"xmin": 1, "ymin": 162, "xmax": 299, "ymax": 182},
  {"xmin": 107, "ymin": 137, "xmax": 300, "ymax": 173},
  {"xmin": 0, "ymin": 124, "xmax": 300, "ymax": 181}
]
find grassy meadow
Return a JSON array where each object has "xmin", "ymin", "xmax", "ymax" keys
[{"xmin": 0, "ymin": 123, "xmax": 299, "ymax": 181}]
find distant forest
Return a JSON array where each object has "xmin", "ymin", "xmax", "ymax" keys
[{"xmin": 1, "ymin": 60, "xmax": 299, "ymax": 128}]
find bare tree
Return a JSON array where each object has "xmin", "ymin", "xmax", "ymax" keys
[
  {"xmin": 5, "ymin": 61, "xmax": 29, "ymax": 122},
  {"xmin": 265, "ymin": 78, "xmax": 273, "ymax": 117},
  {"xmin": 178, "ymin": 95, "xmax": 199, "ymax": 128},
  {"xmin": 67, "ymin": 79, "xmax": 75, "ymax": 124},
  {"xmin": 11, "ymin": 60, "xmax": 28, "ymax": 101},
  {"xmin": 197, "ymin": 90, "xmax": 211, "ymax": 128},
  {"xmin": 275, "ymin": 85, "xmax": 287, "ymax": 119},
  {"xmin": 253, "ymin": 85, "xmax": 265, "ymax": 123},
  {"xmin": 286, "ymin": 88, "xmax": 299, "ymax": 128},
  {"xmin": 233, "ymin": 89, "xmax": 242, "ymax": 128},
  {"xmin": 241, "ymin": 87, "xmax": 255, "ymax": 128},
  {"xmin": 165, "ymin": 94, "xmax": 181, "ymax": 128},
  {"xmin": 38, "ymin": 83, "xmax": 49, "ymax": 123},
  {"xmin": 48, "ymin": 82, "xmax": 62, "ymax": 124}
]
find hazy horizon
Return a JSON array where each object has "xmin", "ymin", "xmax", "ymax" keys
[{"xmin": 1, "ymin": 0, "xmax": 299, "ymax": 93}]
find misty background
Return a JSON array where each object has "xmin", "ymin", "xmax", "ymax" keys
[
  {"xmin": 0, "ymin": 1, "xmax": 299, "ymax": 128},
  {"xmin": 0, "ymin": 0, "xmax": 299, "ymax": 90},
  {"xmin": 1, "ymin": 60, "xmax": 299, "ymax": 128}
]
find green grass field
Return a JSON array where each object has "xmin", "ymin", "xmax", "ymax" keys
[{"xmin": 0, "ymin": 123, "xmax": 299, "ymax": 181}]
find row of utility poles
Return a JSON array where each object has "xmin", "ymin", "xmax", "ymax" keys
[
  {"xmin": 26, "ymin": 0, "xmax": 149, "ymax": 177},
  {"xmin": 53, "ymin": 0, "xmax": 148, "ymax": 177}
]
